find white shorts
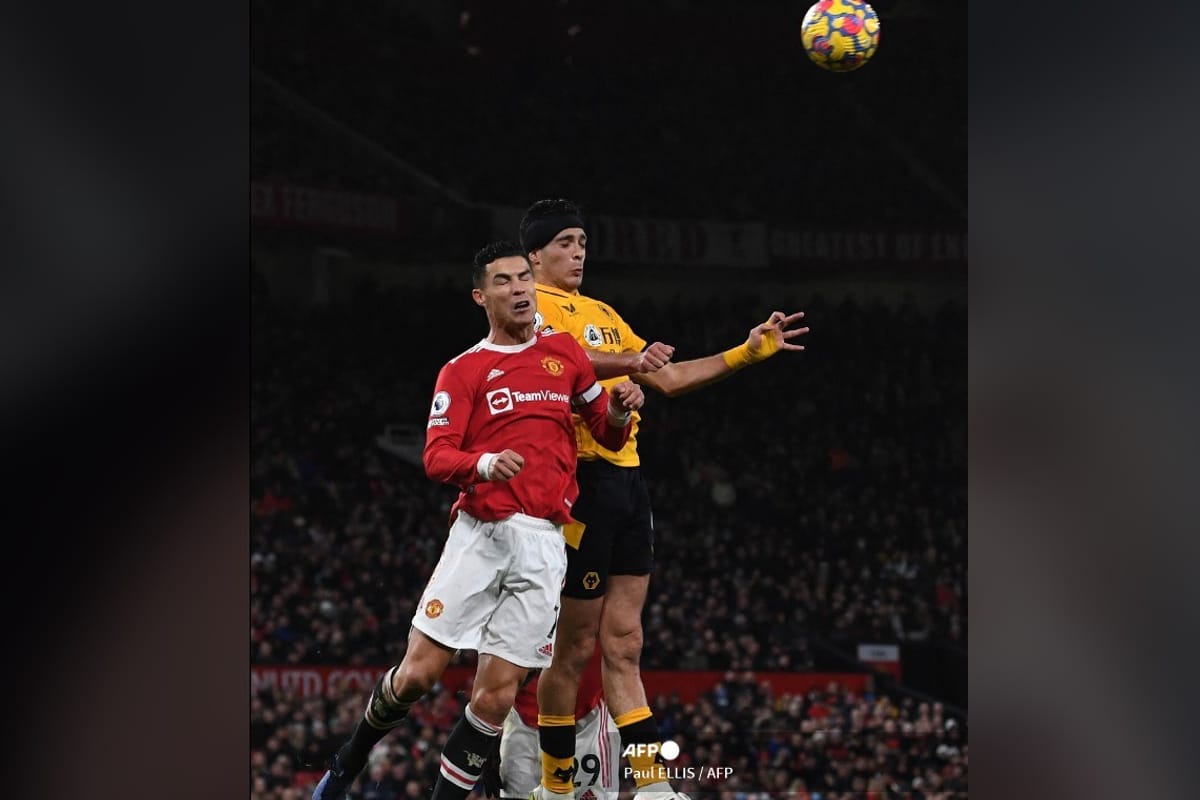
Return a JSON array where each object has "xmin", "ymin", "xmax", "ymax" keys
[
  {"xmin": 499, "ymin": 703, "xmax": 620, "ymax": 800},
  {"xmin": 411, "ymin": 511, "xmax": 567, "ymax": 669}
]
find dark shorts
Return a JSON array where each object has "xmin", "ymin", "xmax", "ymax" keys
[{"xmin": 562, "ymin": 459, "xmax": 654, "ymax": 600}]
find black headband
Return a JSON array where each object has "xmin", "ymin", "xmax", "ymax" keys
[{"xmin": 521, "ymin": 214, "xmax": 585, "ymax": 254}]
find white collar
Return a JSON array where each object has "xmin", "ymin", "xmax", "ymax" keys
[{"xmin": 477, "ymin": 334, "xmax": 538, "ymax": 353}]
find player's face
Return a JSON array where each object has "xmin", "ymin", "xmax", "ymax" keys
[
  {"xmin": 533, "ymin": 227, "xmax": 586, "ymax": 292},
  {"xmin": 475, "ymin": 255, "xmax": 537, "ymax": 330}
]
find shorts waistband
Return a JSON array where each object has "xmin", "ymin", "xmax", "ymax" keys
[
  {"xmin": 507, "ymin": 512, "xmax": 563, "ymax": 532},
  {"xmin": 460, "ymin": 510, "xmax": 561, "ymax": 533}
]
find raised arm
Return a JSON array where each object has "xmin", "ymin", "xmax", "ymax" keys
[
  {"xmin": 586, "ymin": 342, "xmax": 675, "ymax": 380},
  {"xmin": 634, "ymin": 311, "xmax": 809, "ymax": 397}
]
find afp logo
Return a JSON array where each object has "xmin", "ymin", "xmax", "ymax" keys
[
  {"xmin": 621, "ymin": 741, "xmax": 680, "ymax": 760},
  {"xmin": 486, "ymin": 387, "xmax": 514, "ymax": 415}
]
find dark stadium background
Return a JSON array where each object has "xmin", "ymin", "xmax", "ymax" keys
[{"xmin": 252, "ymin": 1, "xmax": 965, "ymax": 798}]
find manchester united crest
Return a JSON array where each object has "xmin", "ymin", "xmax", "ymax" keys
[
  {"xmin": 541, "ymin": 356, "xmax": 564, "ymax": 376},
  {"xmin": 425, "ymin": 599, "xmax": 444, "ymax": 618}
]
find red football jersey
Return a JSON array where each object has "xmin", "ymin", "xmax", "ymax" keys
[
  {"xmin": 513, "ymin": 645, "xmax": 604, "ymax": 727},
  {"xmin": 424, "ymin": 332, "xmax": 631, "ymax": 524}
]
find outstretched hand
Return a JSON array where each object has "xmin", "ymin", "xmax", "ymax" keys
[{"xmin": 748, "ymin": 311, "xmax": 809, "ymax": 357}]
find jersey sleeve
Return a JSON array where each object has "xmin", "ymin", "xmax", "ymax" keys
[
  {"xmin": 564, "ymin": 339, "xmax": 632, "ymax": 453},
  {"xmin": 423, "ymin": 361, "xmax": 487, "ymax": 486}
]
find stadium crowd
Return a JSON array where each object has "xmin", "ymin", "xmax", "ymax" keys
[
  {"xmin": 251, "ymin": 669, "xmax": 966, "ymax": 799},
  {"xmin": 251, "ymin": 2, "xmax": 966, "ymax": 796},
  {"xmin": 252, "ymin": 283, "xmax": 965, "ymax": 672}
]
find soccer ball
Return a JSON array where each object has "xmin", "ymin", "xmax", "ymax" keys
[{"xmin": 801, "ymin": 0, "xmax": 881, "ymax": 73}]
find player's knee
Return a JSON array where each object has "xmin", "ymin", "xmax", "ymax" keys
[
  {"xmin": 470, "ymin": 682, "xmax": 518, "ymax": 725},
  {"xmin": 600, "ymin": 621, "xmax": 644, "ymax": 670},
  {"xmin": 364, "ymin": 665, "xmax": 416, "ymax": 730},
  {"xmin": 392, "ymin": 660, "xmax": 438, "ymax": 702},
  {"xmin": 558, "ymin": 621, "xmax": 600, "ymax": 672}
]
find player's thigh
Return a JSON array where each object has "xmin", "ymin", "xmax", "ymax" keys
[
  {"xmin": 411, "ymin": 512, "xmax": 507, "ymax": 651},
  {"xmin": 499, "ymin": 710, "xmax": 541, "ymax": 800},
  {"xmin": 399, "ymin": 626, "xmax": 457, "ymax": 682},
  {"xmin": 482, "ymin": 513, "xmax": 568, "ymax": 670}
]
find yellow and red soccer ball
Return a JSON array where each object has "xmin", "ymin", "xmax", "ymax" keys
[{"xmin": 801, "ymin": 0, "xmax": 881, "ymax": 72}]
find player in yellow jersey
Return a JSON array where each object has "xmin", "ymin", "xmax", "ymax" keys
[{"xmin": 517, "ymin": 199, "xmax": 808, "ymax": 800}]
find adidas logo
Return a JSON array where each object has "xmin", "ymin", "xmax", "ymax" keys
[
  {"xmin": 538, "ymin": 642, "xmax": 553, "ymax": 656},
  {"xmin": 486, "ymin": 369, "xmax": 505, "ymax": 381}
]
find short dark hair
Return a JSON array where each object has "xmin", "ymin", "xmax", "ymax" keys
[
  {"xmin": 519, "ymin": 198, "xmax": 586, "ymax": 254},
  {"xmin": 471, "ymin": 240, "xmax": 528, "ymax": 288}
]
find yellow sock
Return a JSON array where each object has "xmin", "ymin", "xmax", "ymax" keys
[
  {"xmin": 538, "ymin": 714, "xmax": 577, "ymax": 795},
  {"xmin": 614, "ymin": 707, "xmax": 668, "ymax": 789}
]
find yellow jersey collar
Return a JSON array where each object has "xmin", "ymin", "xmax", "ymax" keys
[{"xmin": 535, "ymin": 282, "xmax": 579, "ymax": 299}]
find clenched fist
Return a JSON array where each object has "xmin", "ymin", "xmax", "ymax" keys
[
  {"xmin": 488, "ymin": 449, "xmax": 525, "ymax": 481},
  {"xmin": 633, "ymin": 341, "xmax": 675, "ymax": 374},
  {"xmin": 608, "ymin": 381, "xmax": 645, "ymax": 414}
]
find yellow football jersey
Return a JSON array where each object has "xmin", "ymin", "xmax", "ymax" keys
[{"xmin": 535, "ymin": 283, "xmax": 647, "ymax": 466}]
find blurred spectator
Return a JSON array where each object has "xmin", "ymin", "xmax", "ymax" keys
[
  {"xmin": 252, "ymin": 287, "xmax": 966, "ymax": 672},
  {"xmin": 251, "ymin": 673, "xmax": 967, "ymax": 797}
]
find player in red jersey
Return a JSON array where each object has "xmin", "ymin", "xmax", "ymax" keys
[
  {"xmin": 313, "ymin": 242, "xmax": 645, "ymax": 800},
  {"xmin": 497, "ymin": 649, "xmax": 617, "ymax": 800}
]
